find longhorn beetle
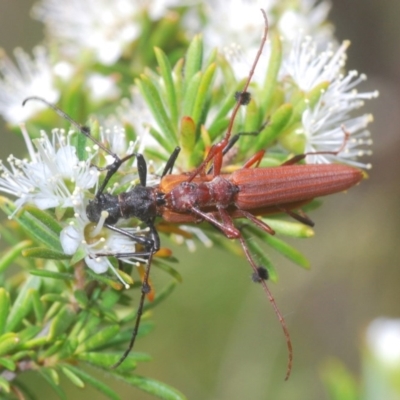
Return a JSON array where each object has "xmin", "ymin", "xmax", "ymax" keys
[{"xmin": 23, "ymin": 9, "xmax": 363, "ymax": 380}]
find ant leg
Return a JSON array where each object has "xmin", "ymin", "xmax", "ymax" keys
[
  {"xmin": 112, "ymin": 223, "xmax": 158, "ymax": 369},
  {"xmin": 161, "ymin": 147, "xmax": 181, "ymax": 177},
  {"xmin": 237, "ymin": 233, "xmax": 293, "ymax": 381}
]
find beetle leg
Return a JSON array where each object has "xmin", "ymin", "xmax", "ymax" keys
[
  {"xmin": 277, "ymin": 206, "xmax": 315, "ymax": 227},
  {"xmin": 104, "ymin": 223, "xmax": 159, "ymax": 250},
  {"xmin": 112, "ymin": 223, "xmax": 159, "ymax": 369},
  {"xmin": 234, "ymin": 209, "xmax": 275, "ymax": 234},
  {"xmin": 282, "ymin": 127, "xmax": 350, "ymax": 166},
  {"xmin": 241, "ymin": 149, "xmax": 266, "ymax": 169},
  {"xmin": 190, "ymin": 207, "xmax": 240, "ymax": 239}
]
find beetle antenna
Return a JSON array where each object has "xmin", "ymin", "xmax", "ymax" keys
[
  {"xmin": 187, "ymin": 9, "xmax": 269, "ymax": 181},
  {"xmin": 238, "ymin": 235, "xmax": 293, "ymax": 381},
  {"xmin": 22, "ymin": 96, "xmax": 141, "ymax": 194},
  {"xmin": 23, "ymin": 96, "xmax": 116, "ymax": 158},
  {"xmin": 225, "ymin": 9, "xmax": 268, "ymax": 145}
]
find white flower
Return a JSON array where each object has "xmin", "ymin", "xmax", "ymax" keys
[
  {"xmin": 32, "ymin": 0, "xmax": 142, "ymax": 65},
  {"xmin": 281, "ymin": 37, "xmax": 349, "ymax": 91},
  {"xmin": 61, "ymin": 207, "xmax": 149, "ymax": 288},
  {"xmin": 116, "ymin": 92, "xmax": 160, "ymax": 149},
  {"xmin": 0, "ymin": 47, "xmax": 59, "ymax": 124},
  {"xmin": 278, "ymin": 0, "xmax": 334, "ymax": 45},
  {"xmin": 172, "ymin": 225, "xmax": 213, "ymax": 252},
  {"xmin": 200, "ymin": 0, "xmax": 334, "ymax": 82},
  {"xmin": 148, "ymin": 0, "xmax": 199, "ymax": 20},
  {"xmin": 86, "ymin": 73, "xmax": 121, "ymax": 102},
  {"xmin": 366, "ymin": 318, "xmax": 400, "ymax": 367},
  {"xmin": 0, "ymin": 125, "xmax": 98, "ymax": 213},
  {"xmin": 283, "ymin": 37, "xmax": 378, "ymax": 167}
]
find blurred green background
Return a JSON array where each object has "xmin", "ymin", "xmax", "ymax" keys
[{"xmin": 0, "ymin": 1, "xmax": 399, "ymax": 399}]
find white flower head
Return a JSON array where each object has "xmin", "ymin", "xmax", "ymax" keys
[
  {"xmin": 0, "ymin": 47, "xmax": 59, "ymax": 124},
  {"xmin": 172, "ymin": 225, "xmax": 213, "ymax": 252},
  {"xmin": 86, "ymin": 73, "xmax": 121, "ymax": 102},
  {"xmin": 200, "ymin": 0, "xmax": 334, "ymax": 82},
  {"xmin": 32, "ymin": 0, "xmax": 143, "ymax": 65},
  {"xmin": 0, "ymin": 124, "xmax": 98, "ymax": 214},
  {"xmin": 278, "ymin": 0, "xmax": 334, "ymax": 45},
  {"xmin": 366, "ymin": 318, "xmax": 400, "ymax": 368},
  {"xmin": 283, "ymin": 37, "xmax": 378, "ymax": 167},
  {"xmin": 61, "ymin": 207, "xmax": 149, "ymax": 288},
  {"xmin": 148, "ymin": 0, "xmax": 200, "ymax": 20}
]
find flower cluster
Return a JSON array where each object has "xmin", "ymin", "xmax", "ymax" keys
[
  {"xmin": 0, "ymin": 1, "xmax": 379, "ymax": 396},
  {"xmin": 0, "ymin": 0, "xmax": 378, "ymax": 283}
]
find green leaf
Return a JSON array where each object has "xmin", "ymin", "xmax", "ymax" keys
[
  {"xmin": 143, "ymin": 280, "xmax": 177, "ymax": 313},
  {"xmin": 40, "ymin": 340, "xmax": 64, "ymax": 359},
  {"xmin": 136, "ymin": 75, "xmax": 177, "ymax": 149},
  {"xmin": 61, "ymin": 365, "xmax": 120, "ymax": 400},
  {"xmin": 208, "ymin": 82, "xmax": 242, "ymax": 134},
  {"xmin": 286, "ymin": 81, "xmax": 329, "ymax": 133},
  {"xmin": 0, "ymin": 198, "xmax": 63, "ymax": 252},
  {"xmin": 38, "ymin": 368, "xmax": 66, "ymax": 400},
  {"xmin": 0, "ymin": 240, "xmax": 32, "ymax": 273},
  {"xmin": 47, "ymin": 305, "xmax": 77, "ymax": 341},
  {"xmin": 321, "ymin": 358, "xmax": 360, "ymax": 400},
  {"xmin": 78, "ymin": 351, "xmax": 146, "ymax": 372},
  {"xmin": 29, "ymin": 269, "xmax": 74, "ymax": 281},
  {"xmin": 118, "ymin": 374, "xmax": 187, "ymax": 400},
  {"xmin": 0, "ymin": 357, "xmax": 16, "ymax": 371},
  {"xmin": 154, "ymin": 47, "xmax": 178, "ymax": 128},
  {"xmin": 100, "ymin": 290, "xmax": 121, "ymax": 309},
  {"xmin": 74, "ymin": 289, "xmax": 89, "ymax": 308},
  {"xmin": 261, "ymin": 31, "xmax": 282, "ymax": 114},
  {"xmin": 244, "ymin": 234, "xmax": 278, "ymax": 282},
  {"xmin": 179, "ymin": 116, "xmax": 196, "ymax": 163},
  {"xmin": 61, "ymin": 366, "xmax": 85, "ymax": 388},
  {"xmin": 23, "ymin": 205, "xmax": 63, "ymax": 236},
  {"xmin": 154, "ymin": 261, "xmax": 182, "ymax": 283},
  {"xmin": 0, "ymin": 333, "xmax": 20, "ymax": 357},
  {"xmin": 31, "ymin": 288, "xmax": 45, "ymax": 322},
  {"xmin": 0, "ymin": 376, "xmax": 10, "ymax": 393},
  {"xmin": 265, "ymin": 235, "xmax": 310, "ymax": 269},
  {"xmin": 183, "ymin": 35, "xmax": 203, "ymax": 90},
  {"xmin": 254, "ymin": 103, "xmax": 293, "ymax": 150},
  {"xmin": 0, "ymin": 289, "xmax": 10, "ymax": 335},
  {"xmin": 78, "ymin": 325, "xmax": 120, "ymax": 352},
  {"xmin": 191, "ymin": 62, "xmax": 216, "ymax": 125},
  {"xmin": 182, "ymin": 71, "xmax": 202, "ymax": 118},
  {"xmin": 17, "ymin": 325, "xmax": 42, "ymax": 342},
  {"xmin": 84, "ymin": 268, "xmax": 128, "ymax": 290},
  {"xmin": 6, "ymin": 277, "xmax": 40, "ymax": 331},
  {"xmin": 22, "ymin": 247, "xmax": 69, "ymax": 260},
  {"xmin": 262, "ymin": 218, "xmax": 314, "ymax": 238},
  {"xmin": 76, "ymin": 315, "xmax": 101, "ymax": 343}
]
